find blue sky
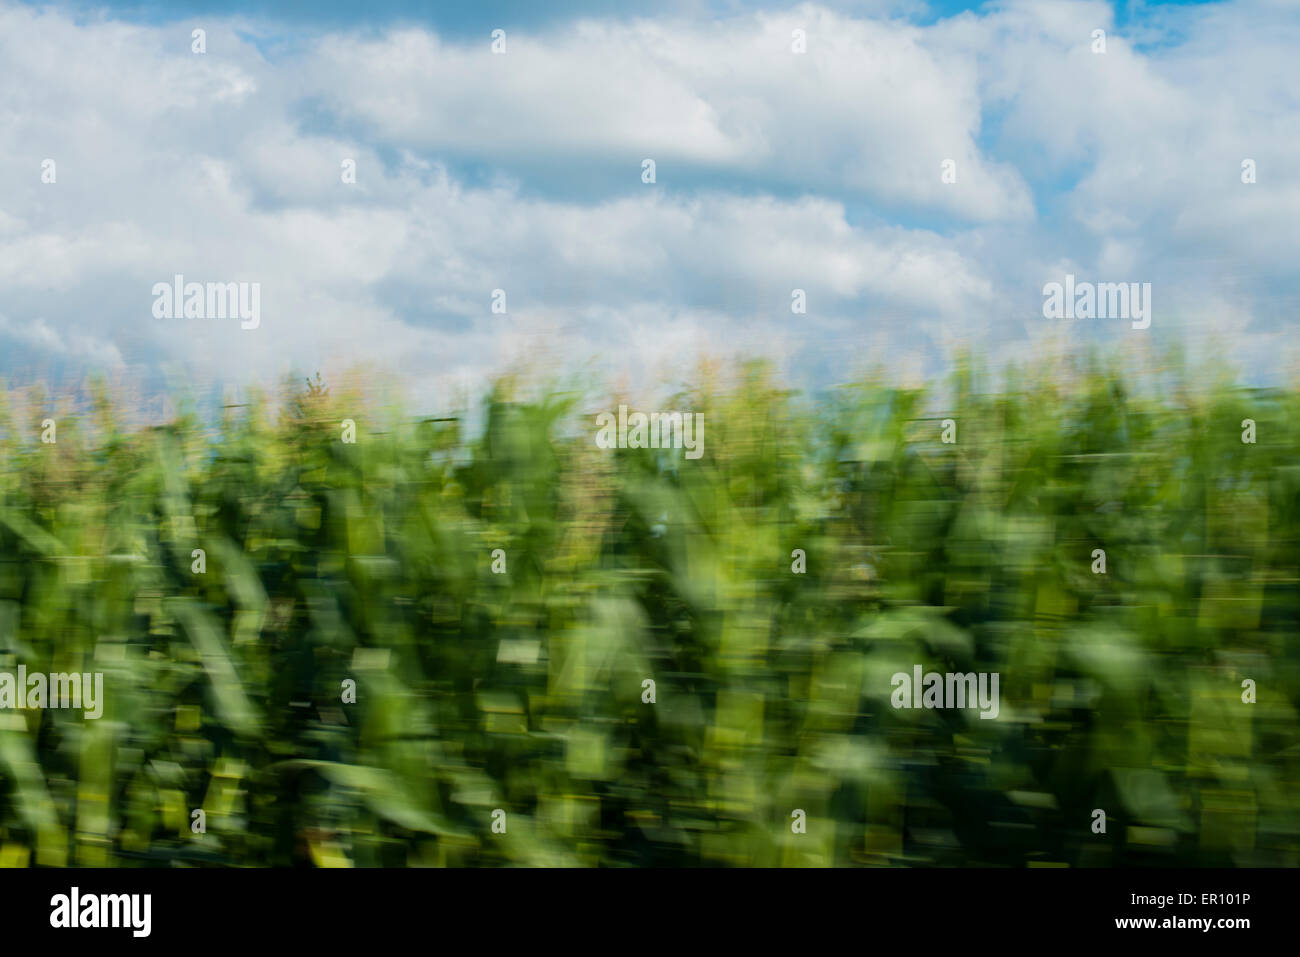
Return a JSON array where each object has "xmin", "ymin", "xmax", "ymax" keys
[
  {"xmin": 50, "ymin": 0, "xmax": 1226, "ymax": 29},
  {"xmin": 0, "ymin": 0, "xmax": 1294, "ymax": 408}
]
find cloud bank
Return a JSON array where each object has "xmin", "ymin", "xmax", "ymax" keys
[{"xmin": 0, "ymin": 0, "xmax": 1295, "ymax": 405}]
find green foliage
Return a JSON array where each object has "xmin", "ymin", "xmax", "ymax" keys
[{"xmin": 0, "ymin": 358, "xmax": 1296, "ymax": 867}]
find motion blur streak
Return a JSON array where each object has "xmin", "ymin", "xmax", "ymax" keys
[{"xmin": 0, "ymin": 354, "xmax": 1295, "ymax": 867}]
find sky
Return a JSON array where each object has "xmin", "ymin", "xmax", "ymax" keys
[{"xmin": 0, "ymin": 0, "xmax": 1296, "ymax": 410}]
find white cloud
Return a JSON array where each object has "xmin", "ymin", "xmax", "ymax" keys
[
  {"xmin": 0, "ymin": 0, "xmax": 1294, "ymax": 398},
  {"xmin": 305, "ymin": 4, "xmax": 1034, "ymax": 221}
]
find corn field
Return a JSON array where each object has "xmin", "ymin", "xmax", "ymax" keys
[{"xmin": 0, "ymin": 356, "xmax": 1296, "ymax": 867}]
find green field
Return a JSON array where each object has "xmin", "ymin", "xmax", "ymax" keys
[{"xmin": 0, "ymin": 356, "xmax": 1296, "ymax": 867}]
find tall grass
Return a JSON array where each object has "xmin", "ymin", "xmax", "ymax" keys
[{"xmin": 0, "ymin": 355, "xmax": 1296, "ymax": 867}]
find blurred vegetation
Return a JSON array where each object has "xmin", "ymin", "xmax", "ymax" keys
[{"xmin": 0, "ymin": 355, "xmax": 1296, "ymax": 868}]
